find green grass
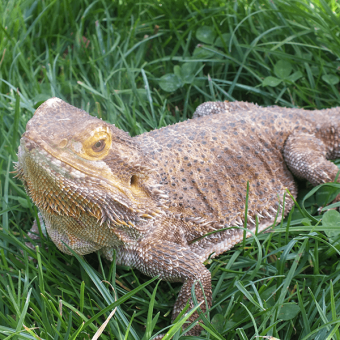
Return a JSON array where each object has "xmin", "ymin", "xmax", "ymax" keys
[{"xmin": 2, "ymin": 0, "xmax": 340, "ymax": 338}]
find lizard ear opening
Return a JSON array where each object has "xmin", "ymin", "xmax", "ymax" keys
[
  {"xmin": 129, "ymin": 174, "xmax": 145, "ymax": 196},
  {"xmin": 130, "ymin": 175, "xmax": 138, "ymax": 186}
]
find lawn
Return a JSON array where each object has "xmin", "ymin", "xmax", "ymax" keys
[{"xmin": 1, "ymin": 0, "xmax": 340, "ymax": 339}]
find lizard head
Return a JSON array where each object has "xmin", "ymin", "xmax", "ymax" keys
[{"xmin": 16, "ymin": 98, "xmax": 165, "ymax": 232}]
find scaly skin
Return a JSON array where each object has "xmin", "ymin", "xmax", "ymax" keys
[{"xmin": 16, "ymin": 98, "xmax": 340, "ymax": 336}]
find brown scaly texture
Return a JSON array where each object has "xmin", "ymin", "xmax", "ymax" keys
[{"xmin": 16, "ymin": 98, "xmax": 340, "ymax": 336}]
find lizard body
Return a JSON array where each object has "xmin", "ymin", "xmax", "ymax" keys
[{"xmin": 16, "ymin": 98, "xmax": 340, "ymax": 336}]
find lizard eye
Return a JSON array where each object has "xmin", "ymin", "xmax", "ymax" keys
[
  {"xmin": 92, "ymin": 140, "xmax": 105, "ymax": 152},
  {"xmin": 82, "ymin": 128, "xmax": 111, "ymax": 159}
]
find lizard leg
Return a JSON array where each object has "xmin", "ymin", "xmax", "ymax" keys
[
  {"xmin": 283, "ymin": 132, "xmax": 340, "ymax": 186},
  {"xmin": 119, "ymin": 240, "xmax": 211, "ymax": 336},
  {"xmin": 25, "ymin": 212, "xmax": 47, "ymax": 251}
]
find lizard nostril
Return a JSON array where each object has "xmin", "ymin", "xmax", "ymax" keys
[{"xmin": 59, "ymin": 139, "xmax": 68, "ymax": 148}]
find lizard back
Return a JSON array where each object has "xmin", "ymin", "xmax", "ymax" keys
[{"xmin": 136, "ymin": 103, "xmax": 340, "ymax": 259}]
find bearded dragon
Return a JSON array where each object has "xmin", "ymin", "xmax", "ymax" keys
[{"xmin": 16, "ymin": 98, "xmax": 340, "ymax": 336}]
